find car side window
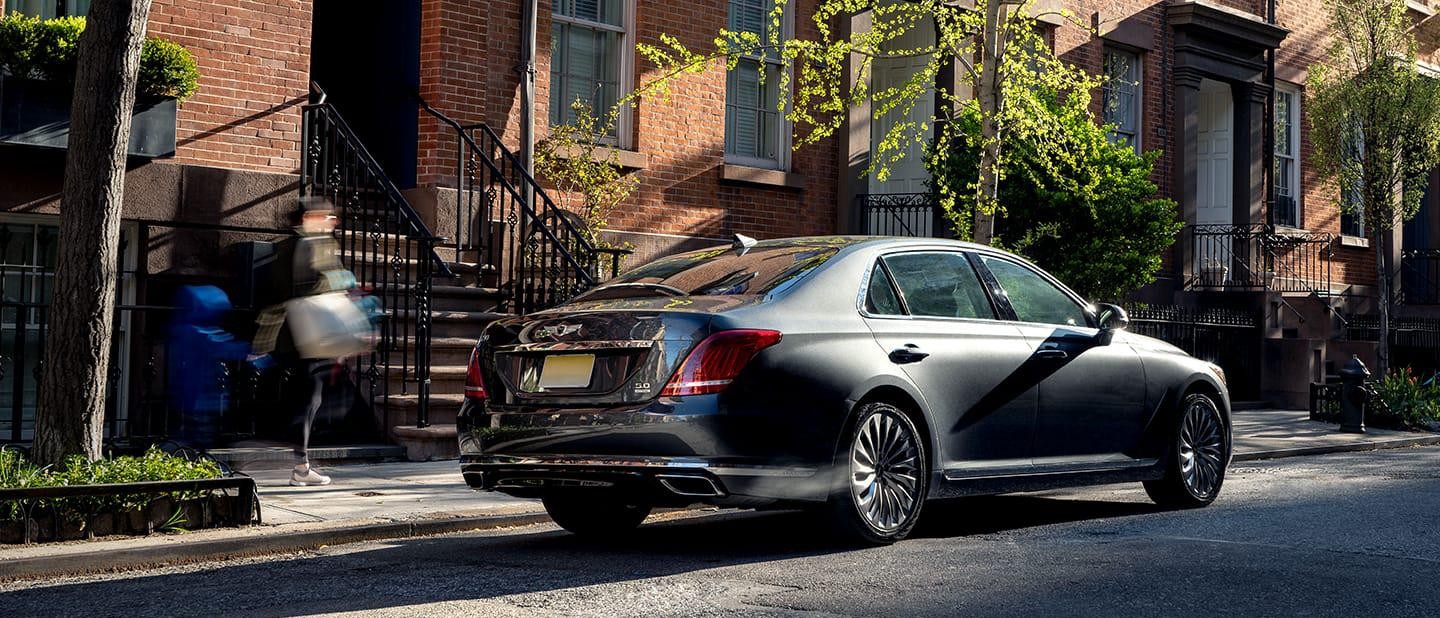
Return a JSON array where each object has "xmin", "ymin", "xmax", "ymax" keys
[
  {"xmin": 864, "ymin": 263, "xmax": 904, "ymax": 315},
  {"xmin": 881, "ymin": 252, "xmax": 995, "ymax": 319},
  {"xmin": 979, "ymin": 255, "xmax": 1089, "ymax": 327}
]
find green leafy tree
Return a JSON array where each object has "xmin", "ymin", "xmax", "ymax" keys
[
  {"xmin": 929, "ymin": 89, "xmax": 1181, "ymax": 301},
  {"xmin": 631, "ymin": 0, "xmax": 1093, "ymax": 245},
  {"xmin": 1307, "ymin": 0, "xmax": 1440, "ymax": 376}
]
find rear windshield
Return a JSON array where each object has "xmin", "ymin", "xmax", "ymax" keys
[{"xmin": 577, "ymin": 244, "xmax": 840, "ymax": 300}]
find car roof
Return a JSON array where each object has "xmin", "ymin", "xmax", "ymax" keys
[{"xmin": 731, "ymin": 235, "xmax": 992, "ymax": 253}]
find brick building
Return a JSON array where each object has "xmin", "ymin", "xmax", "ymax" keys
[{"xmin": 0, "ymin": 0, "xmax": 1437, "ymax": 452}]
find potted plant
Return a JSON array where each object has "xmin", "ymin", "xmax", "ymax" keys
[{"xmin": 0, "ymin": 13, "xmax": 199, "ymax": 157}]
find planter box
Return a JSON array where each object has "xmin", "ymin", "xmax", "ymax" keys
[
  {"xmin": 1, "ymin": 493, "xmax": 248, "ymax": 544},
  {"xmin": 0, "ymin": 77, "xmax": 176, "ymax": 158}
]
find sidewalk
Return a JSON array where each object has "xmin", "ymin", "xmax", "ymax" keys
[{"xmin": 3, "ymin": 409, "xmax": 1437, "ymax": 580}]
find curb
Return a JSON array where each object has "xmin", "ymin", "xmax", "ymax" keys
[
  {"xmin": 0, "ymin": 511, "xmax": 552, "ymax": 583},
  {"xmin": 1233, "ymin": 434, "xmax": 1440, "ymax": 462}
]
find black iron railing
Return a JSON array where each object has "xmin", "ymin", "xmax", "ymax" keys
[
  {"xmin": 418, "ymin": 99, "xmax": 627, "ymax": 315},
  {"xmin": 1185, "ymin": 224, "xmax": 1333, "ymax": 294},
  {"xmin": 855, "ymin": 193, "xmax": 950, "ymax": 238},
  {"xmin": 1128, "ymin": 305, "xmax": 1263, "ymax": 400},
  {"xmin": 1399, "ymin": 249, "xmax": 1440, "ymax": 305},
  {"xmin": 302, "ymin": 84, "xmax": 443, "ymax": 428},
  {"xmin": 1343, "ymin": 314, "xmax": 1440, "ymax": 374}
]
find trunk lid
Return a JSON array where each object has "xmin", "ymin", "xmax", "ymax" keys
[{"xmin": 481, "ymin": 300, "xmax": 757, "ymax": 406}]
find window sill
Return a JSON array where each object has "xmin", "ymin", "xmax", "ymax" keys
[
  {"xmin": 720, "ymin": 164, "xmax": 806, "ymax": 190},
  {"xmin": 554, "ymin": 143, "xmax": 648, "ymax": 170},
  {"xmin": 1339, "ymin": 235, "xmax": 1370, "ymax": 249}
]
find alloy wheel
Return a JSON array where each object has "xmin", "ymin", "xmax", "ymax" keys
[
  {"xmin": 849, "ymin": 411, "xmax": 922, "ymax": 532},
  {"xmin": 1178, "ymin": 396, "xmax": 1226, "ymax": 499}
]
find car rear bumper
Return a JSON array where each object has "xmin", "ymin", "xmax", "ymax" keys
[{"xmin": 456, "ymin": 396, "xmax": 835, "ymax": 505}]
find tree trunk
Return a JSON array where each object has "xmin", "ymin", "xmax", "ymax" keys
[
  {"xmin": 1373, "ymin": 228, "xmax": 1391, "ymax": 378},
  {"xmin": 973, "ymin": 0, "xmax": 1005, "ymax": 246},
  {"xmin": 31, "ymin": 0, "xmax": 154, "ymax": 467}
]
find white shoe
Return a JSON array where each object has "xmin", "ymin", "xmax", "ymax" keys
[{"xmin": 290, "ymin": 466, "xmax": 332, "ymax": 486}]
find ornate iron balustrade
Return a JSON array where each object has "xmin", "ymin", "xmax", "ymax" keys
[
  {"xmin": 302, "ymin": 85, "xmax": 443, "ymax": 428},
  {"xmin": 1185, "ymin": 224, "xmax": 1334, "ymax": 295},
  {"xmin": 1399, "ymin": 249, "xmax": 1440, "ymax": 305},
  {"xmin": 855, "ymin": 193, "xmax": 951, "ymax": 238},
  {"xmin": 419, "ymin": 100, "xmax": 629, "ymax": 315}
]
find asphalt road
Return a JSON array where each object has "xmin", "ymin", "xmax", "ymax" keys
[{"xmin": 4, "ymin": 447, "xmax": 1440, "ymax": 617}]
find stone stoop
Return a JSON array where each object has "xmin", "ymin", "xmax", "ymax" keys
[{"xmin": 375, "ymin": 274, "xmax": 507, "ymax": 461}]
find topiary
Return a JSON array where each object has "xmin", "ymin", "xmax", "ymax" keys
[
  {"xmin": 0, "ymin": 15, "xmax": 201, "ymax": 102},
  {"xmin": 137, "ymin": 37, "xmax": 199, "ymax": 101},
  {"xmin": 0, "ymin": 13, "xmax": 42, "ymax": 79},
  {"xmin": 30, "ymin": 14, "xmax": 83, "ymax": 81}
]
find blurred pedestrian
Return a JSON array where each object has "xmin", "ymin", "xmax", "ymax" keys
[
  {"xmin": 251, "ymin": 197, "xmax": 373, "ymax": 486},
  {"xmin": 168, "ymin": 285, "xmax": 250, "ymax": 450}
]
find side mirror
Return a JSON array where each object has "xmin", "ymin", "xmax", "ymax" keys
[{"xmin": 1096, "ymin": 303, "xmax": 1130, "ymax": 332}]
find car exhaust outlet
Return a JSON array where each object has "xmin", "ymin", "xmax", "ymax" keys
[{"xmin": 655, "ymin": 474, "xmax": 725, "ymax": 497}]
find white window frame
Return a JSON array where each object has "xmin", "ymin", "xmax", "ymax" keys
[
  {"xmin": 723, "ymin": 0, "xmax": 794, "ymax": 171},
  {"xmin": 1273, "ymin": 82, "xmax": 1302, "ymax": 229},
  {"xmin": 549, "ymin": 0, "xmax": 636, "ymax": 149},
  {"xmin": 1102, "ymin": 46, "xmax": 1142, "ymax": 153}
]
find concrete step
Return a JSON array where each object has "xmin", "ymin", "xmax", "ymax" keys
[{"xmin": 379, "ymin": 393, "xmax": 464, "ymax": 427}]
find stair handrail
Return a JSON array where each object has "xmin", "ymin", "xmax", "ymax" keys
[
  {"xmin": 304, "ymin": 82, "xmax": 453, "ymax": 279},
  {"xmin": 416, "ymin": 97, "xmax": 601, "ymax": 291}
]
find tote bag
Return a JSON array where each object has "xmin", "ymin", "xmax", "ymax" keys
[{"xmin": 287, "ymin": 291, "xmax": 377, "ymax": 359}]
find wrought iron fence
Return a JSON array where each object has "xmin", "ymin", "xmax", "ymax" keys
[
  {"xmin": 1127, "ymin": 305, "xmax": 1263, "ymax": 400},
  {"xmin": 418, "ymin": 99, "xmax": 628, "ymax": 315},
  {"xmin": 855, "ymin": 193, "xmax": 951, "ymax": 238},
  {"xmin": 302, "ymin": 86, "xmax": 443, "ymax": 428},
  {"xmin": 1343, "ymin": 314, "xmax": 1440, "ymax": 374},
  {"xmin": 1399, "ymin": 249, "xmax": 1440, "ymax": 305},
  {"xmin": 1185, "ymin": 224, "xmax": 1333, "ymax": 294}
]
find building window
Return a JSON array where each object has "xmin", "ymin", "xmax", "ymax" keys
[
  {"xmin": 725, "ymin": 0, "xmax": 790, "ymax": 169},
  {"xmin": 3, "ymin": 0, "xmax": 88, "ymax": 18},
  {"xmin": 550, "ymin": 0, "xmax": 632, "ymax": 144},
  {"xmin": 1273, "ymin": 84, "xmax": 1301, "ymax": 228},
  {"xmin": 1102, "ymin": 47, "xmax": 1141, "ymax": 152},
  {"xmin": 1341, "ymin": 125, "xmax": 1365, "ymax": 237}
]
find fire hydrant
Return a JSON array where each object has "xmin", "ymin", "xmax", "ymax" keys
[{"xmin": 1339, "ymin": 354, "xmax": 1369, "ymax": 434}]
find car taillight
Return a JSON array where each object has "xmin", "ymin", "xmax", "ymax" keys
[
  {"xmin": 660, "ymin": 329, "xmax": 782, "ymax": 397},
  {"xmin": 465, "ymin": 348, "xmax": 488, "ymax": 401}
]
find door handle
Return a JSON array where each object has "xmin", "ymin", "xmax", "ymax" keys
[
  {"xmin": 889, "ymin": 344, "xmax": 929, "ymax": 364},
  {"xmin": 1035, "ymin": 347, "xmax": 1068, "ymax": 360}
]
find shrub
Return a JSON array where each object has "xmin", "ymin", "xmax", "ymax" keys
[
  {"xmin": 0, "ymin": 13, "xmax": 40, "ymax": 79},
  {"xmin": 0, "ymin": 14, "xmax": 200, "ymax": 101},
  {"xmin": 137, "ymin": 37, "xmax": 200, "ymax": 100},
  {"xmin": 1371, "ymin": 369, "xmax": 1440, "ymax": 431}
]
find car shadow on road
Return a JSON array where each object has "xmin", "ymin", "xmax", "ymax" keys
[{"xmin": 0, "ymin": 495, "xmax": 1164, "ymax": 614}]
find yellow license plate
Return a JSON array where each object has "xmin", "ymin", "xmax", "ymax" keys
[{"xmin": 538, "ymin": 354, "xmax": 595, "ymax": 389}]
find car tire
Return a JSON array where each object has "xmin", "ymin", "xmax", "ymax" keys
[
  {"xmin": 824, "ymin": 402, "xmax": 929, "ymax": 544},
  {"xmin": 542, "ymin": 491, "xmax": 652, "ymax": 536},
  {"xmin": 1144, "ymin": 392, "xmax": 1229, "ymax": 509}
]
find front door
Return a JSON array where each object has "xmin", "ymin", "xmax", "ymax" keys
[
  {"xmin": 867, "ymin": 15, "xmax": 936, "ymax": 236},
  {"xmin": 974, "ymin": 254, "xmax": 1149, "ymax": 462},
  {"xmin": 1194, "ymin": 79, "xmax": 1235, "ymax": 285},
  {"xmin": 861, "ymin": 252, "xmax": 1037, "ymax": 472}
]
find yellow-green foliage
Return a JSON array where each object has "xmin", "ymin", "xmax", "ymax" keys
[{"xmin": 632, "ymin": 0, "xmax": 1098, "ymax": 219}]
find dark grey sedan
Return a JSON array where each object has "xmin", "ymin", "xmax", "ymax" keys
[{"xmin": 457, "ymin": 236, "xmax": 1231, "ymax": 543}]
